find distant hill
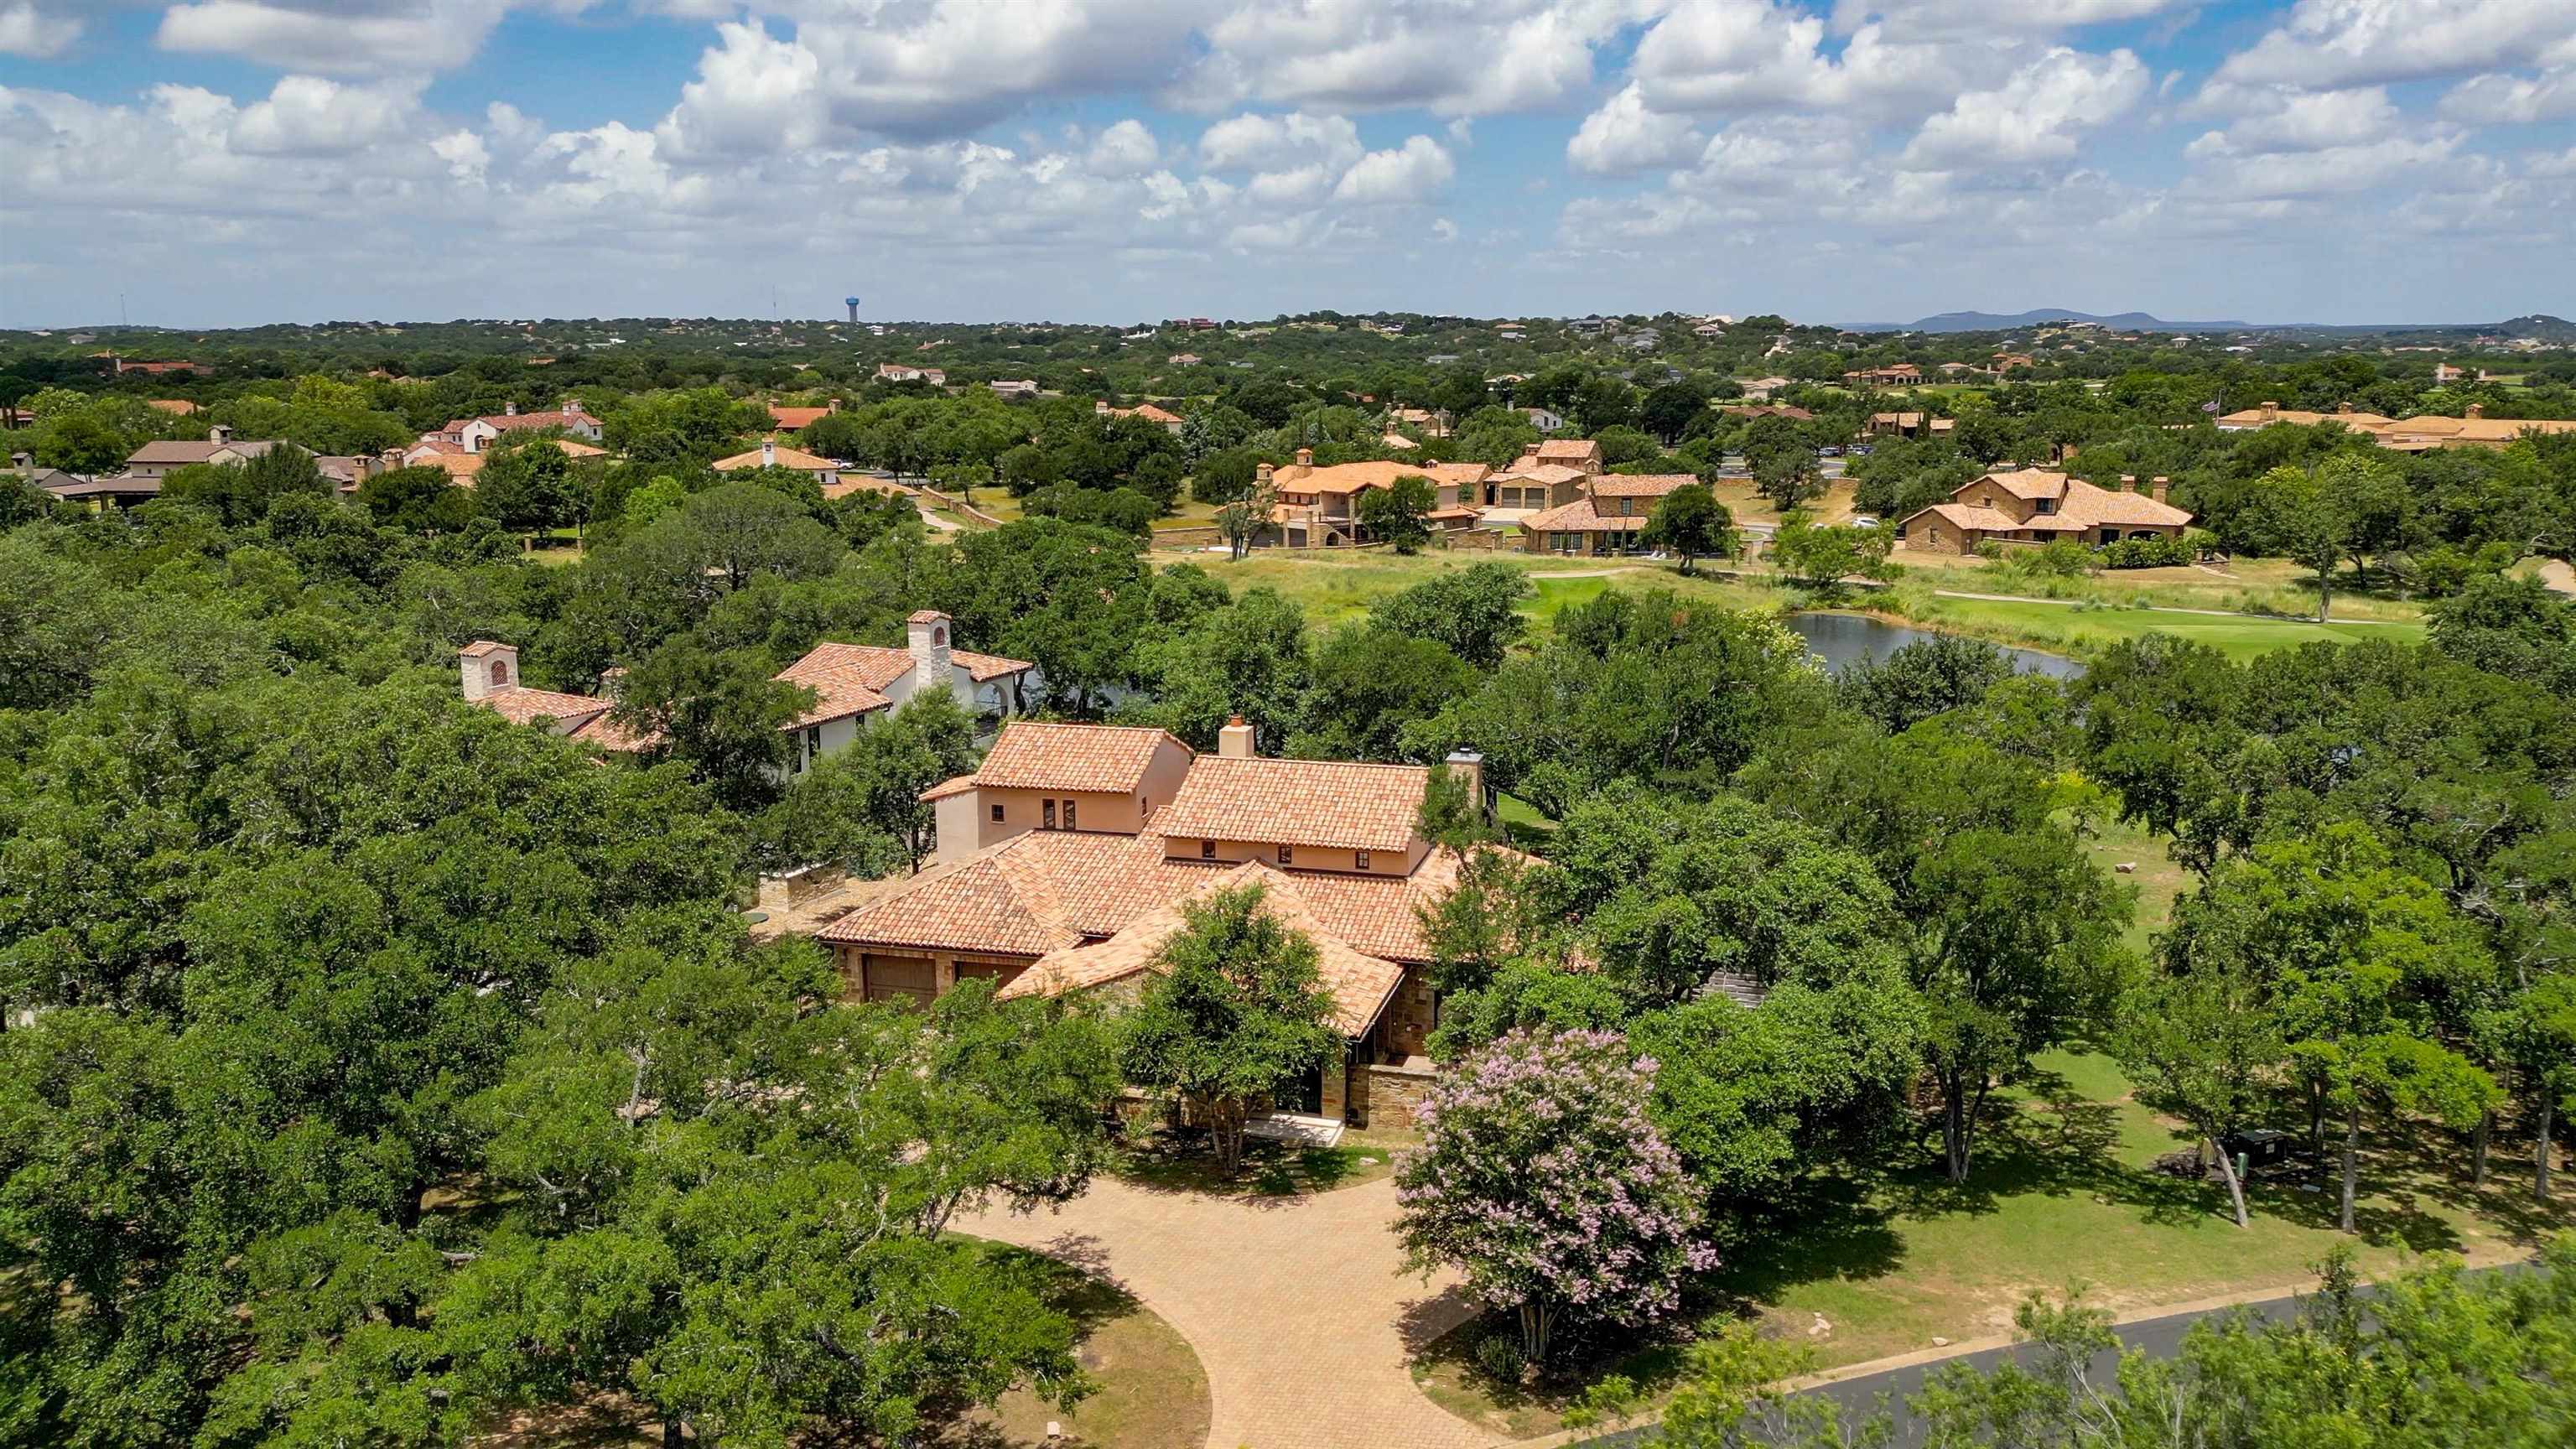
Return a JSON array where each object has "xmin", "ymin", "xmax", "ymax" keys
[
  {"xmin": 1848, "ymin": 309, "xmax": 2253, "ymax": 335},
  {"xmin": 2493, "ymin": 314, "xmax": 2576, "ymax": 342}
]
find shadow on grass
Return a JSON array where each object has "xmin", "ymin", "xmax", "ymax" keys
[{"xmin": 1410, "ymin": 1301, "xmax": 1695, "ymax": 1432}]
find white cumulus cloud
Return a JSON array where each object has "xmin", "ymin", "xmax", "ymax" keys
[{"xmin": 1332, "ymin": 134, "xmax": 1454, "ymax": 203}]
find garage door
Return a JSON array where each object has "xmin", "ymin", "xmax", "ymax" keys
[{"xmin": 863, "ymin": 954, "xmax": 935, "ymax": 1008}]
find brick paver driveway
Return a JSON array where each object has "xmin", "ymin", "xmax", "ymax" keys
[{"xmin": 958, "ymin": 1173, "xmax": 1492, "ymax": 1449}]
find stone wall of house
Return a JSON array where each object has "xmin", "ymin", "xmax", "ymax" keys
[
  {"xmin": 1348, "ymin": 1059, "xmax": 1436, "ymax": 1130},
  {"xmin": 1446, "ymin": 528, "xmax": 1509, "ymax": 552}
]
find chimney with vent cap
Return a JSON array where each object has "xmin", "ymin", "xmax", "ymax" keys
[
  {"xmin": 1445, "ymin": 750, "xmax": 1488, "ymax": 826},
  {"xmin": 2466, "ymin": 403, "xmax": 2485, "ymax": 419},
  {"xmin": 504, "ymin": 401, "xmax": 517, "ymax": 417},
  {"xmin": 761, "ymin": 439, "xmax": 777, "ymax": 467},
  {"xmin": 2259, "ymin": 401, "xmax": 2278, "ymax": 421},
  {"xmin": 1255, "ymin": 462, "xmax": 1274, "ymax": 486},
  {"xmin": 1218, "ymin": 716, "xmax": 1256, "ymax": 759},
  {"xmin": 1295, "ymin": 447, "xmax": 1314, "ymax": 467},
  {"xmin": 2150, "ymin": 476, "xmax": 2169, "ymax": 503}
]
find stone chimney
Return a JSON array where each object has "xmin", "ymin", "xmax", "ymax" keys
[
  {"xmin": 460, "ymin": 640, "xmax": 518, "ymax": 701},
  {"xmin": 208, "ymin": 423, "xmax": 234, "ymax": 444},
  {"xmin": 2335, "ymin": 402, "xmax": 2354, "ymax": 415},
  {"xmin": 1445, "ymin": 750, "xmax": 1488, "ymax": 823},
  {"xmin": 1218, "ymin": 715, "xmax": 1256, "ymax": 759},
  {"xmin": 503, "ymin": 401, "xmax": 518, "ymax": 417},
  {"xmin": 2118, "ymin": 474, "xmax": 2137, "ymax": 492},
  {"xmin": 761, "ymin": 439, "xmax": 777, "ymax": 467},
  {"xmin": 1255, "ymin": 462, "xmax": 1275, "ymax": 486},
  {"xmin": 906, "ymin": 610, "xmax": 954, "ymax": 693},
  {"xmin": 599, "ymin": 666, "xmax": 628, "ymax": 700},
  {"xmin": 2259, "ymin": 401, "xmax": 2278, "ymax": 422},
  {"xmin": 2150, "ymin": 476, "xmax": 2169, "ymax": 503},
  {"xmin": 1295, "ymin": 447, "xmax": 1315, "ymax": 467},
  {"xmin": 8, "ymin": 450, "xmax": 29, "ymax": 468},
  {"xmin": 826, "ymin": 397, "xmax": 840, "ymax": 413},
  {"xmin": 2467, "ymin": 403, "xmax": 2485, "ymax": 419},
  {"xmin": 564, "ymin": 399, "xmax": 584, "ymax": 417}
]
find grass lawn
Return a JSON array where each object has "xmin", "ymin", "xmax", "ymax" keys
[
  {"xmin": 2078, "ymin": 808, "xmax": 2192, "ymax": 958},
  {"xmin": 1887, "ymin": 595, "xmax": 2427, "ymax": 662},
  {"xmin": 1109, "ymin": 1123, "xmax": 1420, "ymax": 1198},
  {"xmin": 938, "ymin": 1246, "xmax": 1211, "ymax": 1449},
  {"xmin": 1172, "ymin": 550, "xmax": 1768, "ymax": 630},
  {"xmin": 1416, "ymin": 1047, "xmax": 2576, "ymax": 1440}
]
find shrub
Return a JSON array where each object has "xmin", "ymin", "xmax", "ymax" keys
[
  {"xmin": 2098, "ymin": 534, "xmax": 2191, "ymax": 569},
  {"xmin": 1472, "ymin": 1331, "xmax": 1530, "ymax": 1385}
]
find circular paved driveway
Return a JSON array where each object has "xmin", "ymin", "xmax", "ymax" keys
[{"xmin": 958, "ymin": 1174, "xmax": 1493, "ymax": 1449}]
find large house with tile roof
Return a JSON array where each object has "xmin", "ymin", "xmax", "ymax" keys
[
  {"xmin": 817, "ymin": 718, "xmax": 1497, "ymax": 1124},
  {"xmin": 457, "ymin": 641, "xmax": 656, "ymax": 753},
  {"xmin": 122, "ymin": 429, "xmax": 295, "ymax": 479},
  {"xmin": 1252, "ymin": 449, "xmax": 1492, "ymax": 548},
  {"xmin": 459, "ymin": 610, "xmax": 1028, "ymax": 769},
  {"xmin": 2213, "ymin": 400, "xmax": 2576, "ymax": 452},
  {"xmin": 772, "ymin": 611, "xmax": 1034, "ymax": 773},
  {"xmin": 1896, "ymin": 470, "xmax": 2192, "ymax": 555},
  {"xmin": 713, "ymin": 438, "xmax": 847, "ymax": 488},
  {"xmin": 423, "ymin": 400, "xmax": 605, "ymax": 454}
]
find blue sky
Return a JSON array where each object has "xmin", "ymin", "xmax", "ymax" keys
[{"xmin": 2, "ymin": 1, "xmax": 2571, "ymax": 329}]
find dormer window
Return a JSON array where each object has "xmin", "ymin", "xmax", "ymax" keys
[{"xmin": 2034, "ymin": 497, "xmax": 2054, "ymax": 514}]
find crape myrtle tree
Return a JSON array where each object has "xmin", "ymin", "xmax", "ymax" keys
[
  {"xmin": 1117, "ymin": 884, "xmax": 1342, "ymax": 1173},
  {"xmin": 1394, "ymin": 1027, "xmax": 1716, "ymax": 1369}
]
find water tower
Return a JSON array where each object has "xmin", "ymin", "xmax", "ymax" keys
[{"xmin": 845, "ymin": 296, "xmax": 860, "ymax": 324}]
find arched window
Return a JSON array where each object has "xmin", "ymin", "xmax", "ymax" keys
[
  {"xmin": 489, "ymin": 659, "xmax": 511, "ymax": 688},
  {"xmin": 932, "ymin": 625, "xmax": 948, "ymax": 647}
]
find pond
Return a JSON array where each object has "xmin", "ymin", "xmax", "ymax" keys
[{"xmin": 1784, "ymin": 610, "xmax": 2084, "ymax": 679}]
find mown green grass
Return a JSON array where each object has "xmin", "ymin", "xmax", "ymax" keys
[{"xmin": 1893, "ymin": 595, "xmax": 2427, "ymax": 662}]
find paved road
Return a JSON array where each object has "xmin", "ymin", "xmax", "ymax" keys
[{"xmin": 1570, "ymin": 1264, "xmax": 2529, "ymax": 1447}]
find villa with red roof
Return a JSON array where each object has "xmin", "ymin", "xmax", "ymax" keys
[
  {"xmin": 816, "ymin": 718, "xmax": 1498, "ymax": 1125},
  {"xmin": 424, "ymin": 400, "xmax": 605, "ymax": 454},
  {"xmin": 456, "ymin": 641, "xmax": 656, "ymax": 753},
  {"xmin": 459, "ymin": 610, "xmax": 1029, "ymax": 771},
  {"xmin": 1895, "ymin": 469, "xmax": 2193, "ymax": 555},
  {"xmin": 771, "ymin": 611, "xmax": 1034, "ymax": 773}
]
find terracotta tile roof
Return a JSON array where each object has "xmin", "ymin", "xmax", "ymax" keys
[
  {"xmin": 1523, "ymin": 496, "xmax": 1648, "ymax": 532},
  {"xmin": 973, "ymin": 722, "xmax": 1183, "ymax": 793},
  {"xmin": 1980, "ymin": 469, "xmax": 2069, "ymax": 501},
  {"xmin": 768, "ymin": 405, "xmax": 833, "ymax": 430},
  {"xmin": 1492, "ymin": 463, "xmax": 1588, "ymax": 487},
  {"xmin": 568, "ymin": 709, "xmax": 662, "ymax": 753},
  {"xmin": 998, "ymin": 862, "xmax": 1404, "ymax": 1036},
  {"xmin": 478, "ymin": 686, "xmax": 612, "ymax": 730},
  {"xmin": 1531, "ymin": 439, "xmax": 1603, "ymax": 465},
  {"xmin": 1589, "ymin": 473, "xmax": 1696, "ymax": 498},
  {"xmin": 821, "ymin": 828, "xmax": 1496, "ymax": 970},
  {"xmin": 714, "ymin": 443, "xmax": 839, "ymax": 471},
  {"xmin": 1271, "ymin": 460, "xmax": 1489, "ymax": 495},
  {"xmin": 921, "ymin": 772, "xmax": 979, "ymax": 802},
  {"xmin": 1910, "ymin": 501, "xmax": 2027, "ymax": 533},
  {"xmin": 772, "ymin": 643, "xmax": 901, "ymax": 725},
  {"xmin": 425, "ymin": 454, "xmax": 486, "ymax": 480},
  {"xmin": 1155, "ymin": 755, "xmax": 1428, "ymax": 853}
]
